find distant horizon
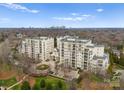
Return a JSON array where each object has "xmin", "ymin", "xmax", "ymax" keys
[
  {"xmin": 1, "ymin": 27, "xmax": 124, "ymax": 29},
  {"xmin": 0, "ymin": 3, "xmax": 124, "ymax": 28}
]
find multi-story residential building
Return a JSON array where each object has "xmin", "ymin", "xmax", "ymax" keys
[
  {"xmin": 56, "ymin": 35, "xmax": 78, "ymax": 49},
  {"xmin": 59, "ymin": 36, "xmax": 109, "ymax": 72},
  {"xmin": 20, "ymin": 37, "xmax": 54, "ymax": 61},
  {"xmin": 19, "ymin": 35, "xmax": 109, "ymax": 73}
]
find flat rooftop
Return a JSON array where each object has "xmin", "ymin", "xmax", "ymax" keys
[
  {"xmin": 61, "ymin": 37, "xmax": 91, "ymax": 44},
  {"xmin": 25, "ymin": 36, "xmax": 52, "ymax": 40}
]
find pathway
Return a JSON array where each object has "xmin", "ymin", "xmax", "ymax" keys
[{"xmin": 7, "ymin": 75, "xmax": 29, "ymax": 90}]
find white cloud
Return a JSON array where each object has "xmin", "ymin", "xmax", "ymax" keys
[
  {"xmin": 0, "ymin": 3, "xmax": 39, "ymax": 13},
  {"xmin": 96, "ymin": 8, "xmax": 104, "ymax": 12},
  {"xmin": 53, "ymin": 17, "xmax": 73, "ymax": 21},
  {"xmin": 71, "ymin": 13, "xmax": 91, "ymax": 17},
  {"xmin": 53, "ymin": 16, "xmax": 87, "ymax": 21},
  {"xmin": 71, "ymin": 13, "xmax": 79, "ymax": 16},
  {"xmin": 53, "ymin": 13, "xmax": 92, "ymax": 21},
  {"xmin": 81, "ymin": 14, "xmax": 91, "ymax": 17},
  {"xmin": 0, "ymin": 18, "xmax": 10, "ymax": 23}
]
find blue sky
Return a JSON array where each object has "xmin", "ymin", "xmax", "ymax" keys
[{"xmin": 0, "ymin": 3, "xmax": 124, "ymax": 28}]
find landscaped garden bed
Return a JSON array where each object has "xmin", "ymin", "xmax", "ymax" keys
[{"xmin": 36, "ymin": 64, "xmax": 49, "ymax": 70}]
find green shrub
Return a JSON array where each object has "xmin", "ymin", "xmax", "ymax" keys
[
  {"xmin": 40, "ymin": 79, "xmax": 46, "ymax": 88},
  {"xmin": 21, "ymin": 81, "xmax": 31, "ymax": 90}
]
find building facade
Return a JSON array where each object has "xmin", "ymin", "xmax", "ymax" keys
[
  {"xmin": 56, "ymin": 35, "xmax": 78, "ymax": 49},
  {"xmin": 59, "ymin": 36, "xmax": 109, "ymax": 72},
  {"xmin": 20, "ymin": 37, "xmax": 54, "ymax": 61},
  {"xmin": 19, "ymin": 35, "xmax": 109, "ymax": 73}
]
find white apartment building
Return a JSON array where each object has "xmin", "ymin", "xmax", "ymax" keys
[
  {"xmin": 59, "ymin": 36, "xmax": 109, "ymax": 72},
  {"xmin": 20, "ymin": 37, "xmax": 54, "ymax": 61},
  {"xmin": 56, "ymin": 35, "xmax": 78, "ymax": 49},
  {"xmin": 19, "ymin": 35, "xmax": 109, "ymax": 73}
]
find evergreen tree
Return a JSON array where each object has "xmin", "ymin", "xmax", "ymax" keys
[
  {"xmin": 112, "ymin": 53, "xmax": 119, "ymax": 64},
  {"xmin": 119, "ymin": 51, "xmax": 124, "ymax": 66},
  {"xmin": 54, "ymin": 37, "xmax": 57, "ymax": 48},
  {"xmin": 110, "ymin": 52, "xmax": 114, "ymax": 65},
  {"xmin": 107, "ymin": 51, "xmax": 114, "ymax": 74},
  {"xmin": 57, "ymin": 80, "xmax": 63, "ymax": 89},
  {"xmin": 107, "ymin": 64, "xmax": 113, "ymax": 74},
  {"xmin": 40, "ymin": 79, "xmax": 46, "ymax": 89}
]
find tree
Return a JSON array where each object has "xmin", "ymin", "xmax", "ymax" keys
[
  {"xmin": 110, "ymin": 52, "xmax": 114, "ymax": 65},
  {"xmin": 119, "ymin": 51, "xmax": 124, "ymax": 66},
  {"xmin": 107, "ymin": 51, "xmax": 114, "ymax": 74},
  {"xmin": 107, "ymin": 64, "xmax": 113, "ymax": 74},
  {"xmin": 54, "ymin": 37, "xmax": 57, "ymax": 48},
  {"xmin": 21, "ymin": 81, "xmax": 31, "ymax": 90},
  {"xmin": 57, "ymin": 80, "xmax": 63, "ymax": 89},
  {"xmin": 112, "ymin": 53, "xmax": 119, "ymax": 64},
  {"xmin": 117, "ymin": 44, "xmax": 123, "ymax": 50},
  {"xmin": 40, "ymin": 79, "xmax": 46, "ymax": 89},
  {"xmin": 46, "ymin": 83, "xmax": 53, "ymax": 90},
  {"xmin": 77, "ymin": 75, "xmax": 82, "ymax": 83}
]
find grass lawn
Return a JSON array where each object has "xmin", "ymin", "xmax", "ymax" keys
[
  {"xmin": 0, "ymin": 77, "xmax": 20, "ymax": 90},
  {"xmin": 34, "ymin": 76, "xmax": 69, "ymax": 90}
]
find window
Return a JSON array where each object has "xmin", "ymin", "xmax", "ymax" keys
[
  {"xmin": 85, "ymin": 49, "xmax": 89, "ymax": 52},
  {"xmin": 72, "ymin": 44, "xmax": 76, "ymax": 50},
  {"xmin": 40, "ymin": 41, "xmax": 42, "ymax": 53},
  {"xmin": 73, "ymin": 44, "xmax": 75, "ymax": 47},
  {"xmin": 98, "ymin": 64, "xmax": 103, "ymax": 67},
  {"xmin": 79, "ymin": 44, "xmax": 81, "ymax": 47},
  {"xmin": 72, "ymin": 62, "xmax": 75, "ymax": 67},
  {"xmin": 62, "ymin": 43, "xmax": 64, "ymax": 48},
  {"xmin": 62, "ymin": 50, "xmax": 64, "ymax": 57}
]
